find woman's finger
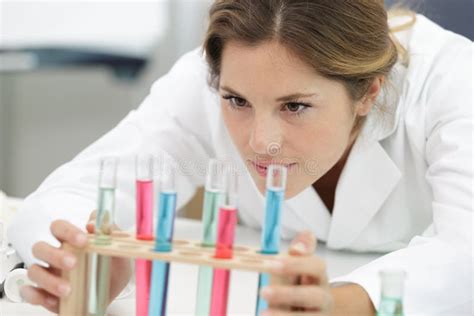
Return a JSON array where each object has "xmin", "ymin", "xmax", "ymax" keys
[
  {"xmin": 266, "ymin": 256, "xmax": 328, "ymax": 285},
  {"xmin": 20, "ymin": 285, "xmax": 59, "ymax": 313},
  {"xmin": 86, "ymin": 210, "xmax": 120, "ymax": 233},
  {"xmin": 288, "ymin": 231, "xmax": 317, "ymax": 256},
  {"xmin": 261, "ymin": 285, "xmax": 330, "ymax": 309},
  {"xmin": 86, "ymin": 210, "xmax": 98, "ymax": 232},
  {"xmin": 27, "ymin": 264, "xmax": 71, "ymax": 298},
  {"xmin": 86, "ymin": 219, "xmax": 96, "ymax": 234},
  {"xmin": 89, "ymin": 210, "xmax": 97, "ymax": 221},
  {"xmin": 32, "ymin": 241, "xmax": 77, "ymax": 270},
  {"xmin": 50, "ymin": 220, "xmax": 88, "ymax": 247}
]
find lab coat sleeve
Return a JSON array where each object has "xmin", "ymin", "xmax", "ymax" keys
[
  {"xmin": 330, "ymin": 43, "xmax": 473, "ymax": 313},
  {"xmin": 7, "ymin": 48, "xmax": 215, "ymax": 266}
]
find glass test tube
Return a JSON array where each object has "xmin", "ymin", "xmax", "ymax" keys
[
  {"xmin": 195, "ymin": 159, "xmax": 226, "ymax": 315},
  {"xmin": 210, "ymin": 170, "xmax": 238, "ymax": 316},
  {"xmin": 377, "ymin": 269, "xmax": 406, "ymax": 316},
  {"xmin": 148, "ymin": 161, "xmax": 177, "ymax": 316},
  {"xmin": 135, "ymin": 154, "xmax": 154, "ymax": 316},
  {"xmin": 136, "ymin": 154, "xmax": 154, "ymax": 240},
  {"xmin": 88, "ymin": 157, "xmax": 118, "ymax": 316},
  {"xmin": 256, "ymin": 165, "xmax": 287, "ymax": 315}
]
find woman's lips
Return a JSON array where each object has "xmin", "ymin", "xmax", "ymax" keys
[
  {"xmin": 254, "ymin": 163, "xmax": 268, "ymax": 177},
  {"xmin": 249, "ymin": 160, "xmax": 296, "ymax": 177}
]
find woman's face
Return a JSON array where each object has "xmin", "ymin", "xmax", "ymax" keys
[{"xmin": 219, "ymin": 40, "xmax": 362, "ymax": 198}]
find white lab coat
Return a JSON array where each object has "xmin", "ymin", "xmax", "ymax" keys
[{"xmin": 8, "ymin": 15, "xmax": 473, "ymax": 315}]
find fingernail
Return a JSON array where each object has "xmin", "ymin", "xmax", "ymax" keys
[
  {"xmin": 264, "ymin": 259, "xmax": 284, "ymax": 273},
  {"xmin": 63, "ymin": 256, "xmax": 76, "ymax": 268},
  {"xmin": 75, "ymin": 233, "xmax": 87, "ymax": 245},
  {"xmin": 261, "ymin": 311, "xmax": 272, "ymax": 316},
  {"xmin": 19, "ymin": 286, "xmax": 32, "ymax": 302},
  {"xmin": 260, "ymin": 287, "xmax": 273, "ymax": 299},
  {"xmin": 57, "ymin": 284, "xmax": 71, "ymax": 297},
  {"xmin": 46, "ymin": 297, "xmax": 58, "ymax": 307},
  {"xmin": 291, "ymin": 241, "xmax": 307, "ymax": 254}
]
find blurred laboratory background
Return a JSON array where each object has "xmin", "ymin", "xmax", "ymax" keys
[
  {"xmin": 0, "ymin": 0, "xmax": 472, "ymax": 214},
  {"xmin": 0, "ymin": 0, "xmax": 214, "ymax": 215}
]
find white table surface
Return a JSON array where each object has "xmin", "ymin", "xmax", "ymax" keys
[{"xmin": 1, "ymin": 206, "xmax": 383, "ymax": 315}]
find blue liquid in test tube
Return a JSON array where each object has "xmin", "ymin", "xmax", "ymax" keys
[
  {"xmin": 261, "ymin": 187, "xmax": 285, "ymax": 254},
  {"xmin": 149, "ymin": 161, "xmax": 177, "ymax": 316},
  {"xmin": 256, "ymin": 164, "xmax": 287, "ymax": 315}
]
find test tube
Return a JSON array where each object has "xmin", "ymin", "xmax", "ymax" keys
[
  {"xmin": 377, "ymin": 269, "xmax": 406, "ymax": 316},
  {"xmin": 135, "ymin": 154, "xmax": 154, "ymax": 316},
  {"xmin": 136, "ymin": 154, "xmax": 154, "ymax": 240},
  {"xmin": 255, "ymin": 164, "xmax": 287, "ymax": 315},
  {"xmin": 195, "ymin": 159, "xmax": 226, "ymax": 315},
  {"xmin": 210, "ymin": 170, "xmax": 238, "ymax": 316},
  {"xmin": 148, "ymin": 161, "xmax": 177, "ymax": 316},
  {"xmin": 88, "ymin": 157, "xmax": 118, "ymax": 316}
]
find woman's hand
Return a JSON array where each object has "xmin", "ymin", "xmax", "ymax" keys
[
  {"xmin": 20, "ymin": 211, "xmax": 132, "ymax": 313},
  {"xmin": 260, "ymin": 231, "xmax": 334, "ymax": 316}
]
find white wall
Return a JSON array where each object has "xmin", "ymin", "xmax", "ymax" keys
[
  {"xmin": 0, "ymin": 1, "xmax": 169, "ymax": 57},
  {"xmin": 0, "ymin": 0, "xmax": 213, "ymax": 198}
]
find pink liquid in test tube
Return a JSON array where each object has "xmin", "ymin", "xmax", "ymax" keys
[
  {"xmin": 136, "ymin": 179, "xmax": 154, "ymax": 240},
  {"xmin": 210, "ymin": 206, "xmax": 237, "ymax": 316},
  {"xmin": 136, "ymin": 176, "xmax": 154, "ymax": 316}
]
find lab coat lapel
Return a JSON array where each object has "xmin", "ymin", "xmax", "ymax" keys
[
  {"xmin": 326, "ymin": 62, "xmax": 406, "ymax": 249},
  {"xmin": 284, "ymin": 186, "xmax": 332, "ymax": 241},
  {"xmin": 327, "ymin": 136, "xmax": 402, "ymax": 249}
]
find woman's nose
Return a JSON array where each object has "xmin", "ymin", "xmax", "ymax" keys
[{"xmin": 249, "ymin": 116, "xmax": 282, "ymax": 156}]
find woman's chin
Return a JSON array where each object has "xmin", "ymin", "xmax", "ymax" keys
[{"xmin": 283, "ymin": 187, "xmax": 302, "ymax": 199}]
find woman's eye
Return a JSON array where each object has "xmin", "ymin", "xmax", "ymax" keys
[
  {"xmin": 232, "ymin": 97, "xmax": 247, "ymax": 107},
  {"xmin": 223, "ymin": 95, "xmax": 248, "ymax": 108},
  {"xmin": 284, "ymin": 102, "xmax": 310, "ymax": 115}
]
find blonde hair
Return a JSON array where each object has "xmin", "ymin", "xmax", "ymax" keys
[
  {"xmin": 388, "ymin": 6, "xmax": 417, "ymax": 65},
  {"xmin": 204, "ymin": 0, "xmax": 416, "ymax": 131}
]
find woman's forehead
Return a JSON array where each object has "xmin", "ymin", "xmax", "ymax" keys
[
  {"xmin": 219, "ymin": 41, "xmax": 328, "ymax": 91},
  {"xmin": 221, "ymin": 40, "xmax": 315, "ymax": 74}
]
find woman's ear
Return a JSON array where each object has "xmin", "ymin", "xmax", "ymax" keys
[{"xmin": 356, "ymin": 76, "xmax": 384, "ymax": 116}]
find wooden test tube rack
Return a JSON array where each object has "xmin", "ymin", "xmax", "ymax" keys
[{"xmin": 59, "ymin": 231, "xmax": 289, "ymax": 316}]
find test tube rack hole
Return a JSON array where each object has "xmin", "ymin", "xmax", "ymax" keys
[{"xmin": 59, "ymin": 230, "xmax": 290, "ymax": 316}]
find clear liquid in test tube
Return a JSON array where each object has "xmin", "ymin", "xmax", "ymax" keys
[
  {"xmin": 377, "ymin": 269, "xmax": 406, "ymax": 316},
  {"xmin": 195, "ymin": 159, "xmax": 226, "ymax": 315},
  {"xmin": 89, "ymin": 157, "xmax": 118, "ymax": 316}
]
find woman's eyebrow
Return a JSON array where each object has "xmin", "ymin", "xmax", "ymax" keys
[
  {"xmin": 276, "ymin": 92, "xmax": 318, "ymax": 102},
  {"xmin": 220, "ymin": 85, "xmax": 243, "ymax": 96},
  {"xmin": 220, "ymin": 85, "xmax": 317, "ymax": 101}
]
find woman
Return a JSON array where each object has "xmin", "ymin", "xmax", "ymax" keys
[{"xmin": 8, "ymin": 1, "xmax": 472, "ymax": 315}]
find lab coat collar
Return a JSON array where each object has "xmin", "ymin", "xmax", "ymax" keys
[
  {"xmin": 326, "ymin": 136, "xmax": 402, "ymax": 249},
  {"xmin": 284, "ymin": 186, "xmax": 331, "ymax": 242},
  {"xmin": 325, "ymin": 63, "xmax": 405, "ymax": 249},
  {"xmin": 324, "ymin": 64, "xmax": 405, "ymax": 249},
  {"xmin": 284, "ymin": 136, "xmax": 402, "ymax": 249},
  {"xmin": 363, "ymin": 62, "xmax": 406, "ymax": 142}
]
